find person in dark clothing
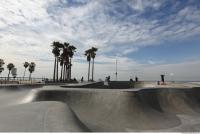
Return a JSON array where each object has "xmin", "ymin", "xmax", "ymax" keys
[
  {"xmin": 135, "ymin": 76, "xmax": 138, "ymax": 82},
  {"xmin": 161, "ymin": 75, "xmax": 165, "ymax": 83},
  {"xmin": 107, "ymin": 76, "xmax": 110, "ymax": 82},
  {"xmin": 81, "ymin": 76, "xmax": 84, "ymax": 82}
]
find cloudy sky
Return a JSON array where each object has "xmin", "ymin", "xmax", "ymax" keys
[{"xmin": 0, "ymin": 0, "xmax": 200, "ymax": 81}]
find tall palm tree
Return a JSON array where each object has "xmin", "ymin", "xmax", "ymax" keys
[
  {"xmin": 51, "ymin": 41, "xmax": 62, "ymax": 82},
  {"xmin": 68, "ymin": 45, "xmax": 76, "ymax": 80},
  {"xmin": 85, "ymin": 49, "xmax": 92, "ymax": 81},
  {"xmin": 0, "ymin": 59, "xmax": 5, "ymax": 75},
  {"xmin": 51, "ymin": 41, "xmax": 76, "ymax": 82},
  {"xmin": 28, "ymin": 62, "xmax": 36, "ymax": 80},
  {"xmin": 0, "ymin": 67, "xmax": 4, "ymax": 75},
  {"xmin": 91, "ymin": 47, "xmax": 98, "ymax": 81},
  {"xmin": 59, "ymin": 53, "xmax": 64, "ymax": 81},
  {"xmin": 23, "ymin": 62, "xmax": 29, "ymax": 80},
  {"xmin": 62, "ymin": 42, "xmax": 70, "ymax": 81},
  {"xmin": 7, "ymin": 63, "xmax": 15, "ymax": 80}
]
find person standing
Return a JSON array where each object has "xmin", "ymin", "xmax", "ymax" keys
[
  {"xmin": 81, "ymin": 76, "xmax": 84, "ymax": 82},
  {"xmin": 135, "ymin": 76, "xmax": 138, "ymax": 82}
]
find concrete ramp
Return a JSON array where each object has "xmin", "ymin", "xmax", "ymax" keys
[
  {"xmin": 32, "ymin": 87, "xmax": 200, "ymax": 132},
  {"xmin": 1, "ymin": 85, "xmax": 200, "ymax": 132},
  {"xmin": 61, "ymin": 81, "xmax": 145, "ymax": 89},
  {"xmin": 0, "ymin": 101, "xmax": 87, "ymax": 132},
  {"xmin": 63, "ymin": 90, "xmax": 180, "ymax": 131},
  {"xmin": 61, "ymin": 82, "xmax": 105, "ymax": 88},
  {"xmin": 0, "ymin": 87, "xmax": 90, "ymax": 132}
]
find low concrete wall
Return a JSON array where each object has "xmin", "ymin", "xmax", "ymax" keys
[
  {"xmin": 61, "ymin": 81, "xmax": 145, "ymax": 89},
  {"xmin": 108, "ymin": 81, "xmax": 130, "ymax": 89},
  {"xmin": 61, "ymin": 82, "xmax": 105, "ymax": 88},
  {"xmin": 45, "ymin": 80, "xmax": 78, "ymax": 85},
  {"xmin": 0, "ymin": 84, "xmax": 44, "ymax": 90},
  {"xmin": 108, "ymin": 81, "xmax": 145, "ymax": 89}
]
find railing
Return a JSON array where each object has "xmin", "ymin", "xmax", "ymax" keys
[{"xmin": 0, "ymin": 77, "xmax": 46, "ymax": 84}]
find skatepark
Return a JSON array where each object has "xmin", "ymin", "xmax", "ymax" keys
[{"xmin": 0, "ymin": 81, "xmax": 200, "ymax": 132}]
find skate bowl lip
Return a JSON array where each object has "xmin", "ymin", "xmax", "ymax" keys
[
  {"xmin": 32, "ymin": 85, "xmax": 200, "ymax": 94},
  {"xmin": 1, "ymin": 80, "xmax": 199, "ymax": 91},
  {"xmin": 0, "ymin": 82, "xmax": 199, "ymax": 93},
  {"xmin": 60, "ymin": 81, "xmax": 200, "ymax": 90}
]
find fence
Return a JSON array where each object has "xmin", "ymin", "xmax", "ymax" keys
[{"xmin": 0, "ymin": 77, "xmax": 45, "ymax": 84}]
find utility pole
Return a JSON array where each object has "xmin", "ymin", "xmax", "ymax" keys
[{"xmin": 115, "ymin": 59, "xmax": 118, "ymax": 81}]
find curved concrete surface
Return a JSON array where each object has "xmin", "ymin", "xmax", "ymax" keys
[
  {"xmin": 61, "ymin": 81, "xmax": 145, "ymax": 89},
  {"xmin": 0, "ymin": 85, "xmax": 200, "ymax": 132},
  {"xmin": 0, "ymin": 101, "xmax": 86, "ymax": 132}
]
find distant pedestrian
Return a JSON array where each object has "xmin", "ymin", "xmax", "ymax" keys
[
  {"xmin": 107, "ymin": 76, "xmax": 110, "ymax": 82},
  {"xmin": 81, "ymin": 76, "xmax": 84, "ymax": 82},
  {"xmin": 135, "ymin": 76, "xmax": 138, "ymax": 82},
  {"xmin": 104, "ymin": 76, "xmax": 109, "ymax": 86},
  {"xmin": 130, "ymin": 78, "xmax": 134, "ymax": 88},
  {"xmin": 161, "ymin": 75, "xmax": 165, "ymax": 83},
  {"xmin": 157, "ymin": 81, "xmax": 160, "ymax": 85}
]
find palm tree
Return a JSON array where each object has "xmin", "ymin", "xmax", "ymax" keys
[
  {"xmin": 62, "ymin": 42, "xmax": 70, "ymax": 81},
  {"xmin": 85, "ymin": 49, "xmax": 92, "ymax": 81},
  {"xmin": 23, "ymin": 62, "xmax": 29, "ymax": 80},
  {"xmin": 0, "ymin": 67, "xmax": 4, "ymax": 75},
  {"xmin": 51, "ymin": 41, "xmax": 76, "ymax": 82},
  {"xmin": 68, "ymin": 45, "xmax": 76, "ymax": 80},
  {"xmin": 7, "ymin": 63, "xmax": 15, "ymax": 80},
  {"xmin": 59, "ymin": 53, "xmax": 64, "ymax": 81},
  {"xmin": 91, "ymin": 47, "xmax": 98, "ymax": 81},
  {"xmin": 51, "ymin": 41, "xmax": 62, "ymax": 82},
  {"xmin": 0, "ymin": 59, "xmax": 5, "ymax": 75},
  {"xmin": 28, "ymin": 62, "xmax": 36, "ymax": 80}
]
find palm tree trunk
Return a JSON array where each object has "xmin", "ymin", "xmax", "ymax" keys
[
  {"xmin": 69, "ymin": 58, "xmax": 71, "ymax": 80},
  {"xmin": 92, "ymin": 58, "xmax": 94, "ymax": 81},
  {"xmin": 29, "ymin": 73, "xmax": 32, "ymax": 80},
  {"xmin": 66, "ymin": 65, "xmax": 68, "ymax": 81},
  {"xmin": 88, "ymin": 61, "xmax": 90, "ymax": 81},
  {"xmin": 60, "ymin": 65, "xmax": 63, "ymax": 81},
  {"xmin": 67, "ymin": 64, "xmax": 70, "ymax": 81},
  {"xmin": 63, "ymin": 64, "xmax": 65, "ymax": 81},
  {"xmin": 66, "ymin": 65, "xmax": 69, "ymax": 81},
  {"xmin": 7, "ymin": 70, "xmax": 10, "ymax": 80},
  {"xmin": 70, "ymin": 64, "xmax": 71, "ymax": 80},
  {"xmin": 23, "ymin": 68, "xmax": 26, "ymax": 80},
  {"xmin": 53, "ymin": 57, "xmax": 56, "ymax": 82},
  {"xmin": 56, "ymin": 57, "xmax": 59, "ymax": 82},
  {"xmin": 63, "ymin": 64, "xmax": 66, "ymax": 81}
]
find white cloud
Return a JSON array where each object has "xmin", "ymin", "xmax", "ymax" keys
[
  {"xmin": 122, "ymin": 48, "xmax": 138, "ymax": 55},
  {"xmin": 147, "ymin": 60, "xmax": 156, "ymax": 65},
  {"xmin": 128, "ymin": 0, "xmax": 164, "ymax": 11}
]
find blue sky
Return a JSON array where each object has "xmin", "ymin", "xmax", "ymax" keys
[
  {"xmin": 130, "ymin": 37, "xmax": 200, "ymax": 64},
  {"xmin": 0, "ymin": 0, "xmax": 200, "ymax": 80}
]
